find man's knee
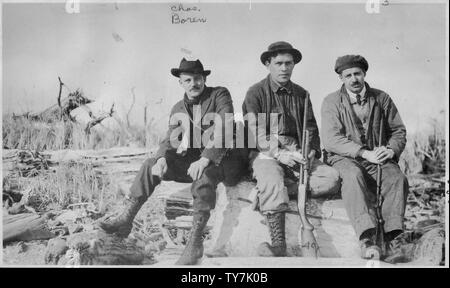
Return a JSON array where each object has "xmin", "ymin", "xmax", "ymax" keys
[
  {"xmin": 310, "ymin": 164, "xmax": 341, "ymax": 197},
  {"xmin": 252, "ymin": 158, "xmax": 284, "ymax": 182},
  {"xmin": 336, "ymin": 160, "xmax": 365, "ymax": 182},
  {"xmin": 383, "ymin": 165, "xmax": 409, "ymax": 195},
  {"xmin": 196, "ymin": 165, "xmax": 221, "ymax": 187},
  {"xmin": 330, "ymin": 159, "xmax": 368, "ymax": 199},
  {"xmin": 252, "ymin": 159, "xmax": 284, "ymax": 194},
  {"xmin": 130, "ymin": 157, "xmax": 160, "ymax": 198},
  {"xmin": 309, "ymin": 160, "xmax": 340, "ymax": 197}
]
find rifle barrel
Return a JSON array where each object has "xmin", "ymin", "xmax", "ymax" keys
[
  {"xmin": 375, "ymin": 112, "xmax": 386, "ymax": 256},
  {"xmin": 302, "ymin": 93, "xmax": 309, "ymax": 155}
]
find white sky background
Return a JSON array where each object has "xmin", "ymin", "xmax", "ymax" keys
[{"xmin": 2, "ymin": 1, "xmax": 447, "ymax": 135}]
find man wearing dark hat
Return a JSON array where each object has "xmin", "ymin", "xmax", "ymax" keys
[
  {"xmin": 99, "ymin": 58, "xmax": 246, "ymax": 265},
  {"xmin": 321, "ymin": 55, "xmax": 409, "ymax": 260},
  {"xmin": 242, "ymin": 41, "xmax": 340, "ymax": 257}
]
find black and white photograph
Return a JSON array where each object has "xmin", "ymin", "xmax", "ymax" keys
[{"xmin": 1, "ymin": 0, "xmax": 448, "ymax": 270}]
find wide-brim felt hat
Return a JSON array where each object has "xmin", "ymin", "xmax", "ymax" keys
[
  {"xmin": 171, "ymin": 58, "xmax": 211, "ymax": 77},
  {"xmin": 334, "ymin": 55, "xmax": 369, "ymax": 74},
  {"xmin": 260, "ymin": 41, "xmax": 302, "ymax": 65}
]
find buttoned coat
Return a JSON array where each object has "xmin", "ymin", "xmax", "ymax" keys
[{"xmin": 321, "ymin": 83, "xmax": 407, "ymax": 164}]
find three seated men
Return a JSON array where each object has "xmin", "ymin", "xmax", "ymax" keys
[{"xmin": 100, "ymin": 43, "xmax": 409, "ymax": 264}]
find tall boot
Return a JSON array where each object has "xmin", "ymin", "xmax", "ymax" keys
[
  {"xmin": 99, "ymin": 196, "xmax": 147, "ymax": 238},
  {"xmin": 257, "ymin": 212, "xmax": 287, "ymax": 257},
  {"xmin": 175, "ymin": 211, "xmax": 210, "ymax": 265}
]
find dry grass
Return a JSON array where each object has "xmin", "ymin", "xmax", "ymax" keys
[
  {"xmin": 2, "ymin": 112, "xmax": 164, "ymax": 221},
  {"xmin": 11, "ymin": 162, "xmax": 117, "ymax": 213},
  {"xmin": 2, "ymin": 115, "xmax": 163, "ymax": 150},
  {"xmin": 399, "ymin": 118, "xmax": 446, "ymax": 175}
]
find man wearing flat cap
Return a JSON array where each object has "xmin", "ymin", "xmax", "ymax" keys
[
  {"xmin": 242, "ymin": 41, "xmax": 340, "ymax": 257},
  {"xmin": 321, "ymin": 55, "xmax": 409, "ymax": 260},
  {"xmin": 100, "ymin": 58, "xmax": 246, "ymax": 265}
]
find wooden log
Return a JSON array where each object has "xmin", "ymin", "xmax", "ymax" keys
[
  {"xmin": 3, "ymin": 213, "xmax": 55, "ymax": 244},
  {"xmin": 156, "ymin": 181, "xmax": 193, "ymax": 219}
]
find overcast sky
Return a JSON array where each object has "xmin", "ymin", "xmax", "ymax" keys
[{"xmin": 2, "ymin": 1, "xmax": 447, "ymax": 134}]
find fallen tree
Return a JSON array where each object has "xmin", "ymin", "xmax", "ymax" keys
[
  {"xmin": 3, "ymin": 213, "xmax": 55, "ymax": 243},
  {"xmin": 11, "ymin": 76, "xmax": 115, "ymax": 136}
]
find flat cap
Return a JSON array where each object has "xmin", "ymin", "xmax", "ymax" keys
[{"xmin": 334, "ymin": 55, "xmax": 369, "ymax": 74}]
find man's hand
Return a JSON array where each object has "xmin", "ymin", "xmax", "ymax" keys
[
  {"xmin": 362, "ymin": 147, "xmax": 394, "ymax": 164},
  {"xmin": 308, "ymin": 149, "xmax": 316, "ymax": 160},
  {"xmin": 187, "ymin": 157, "xmax": 210, "ymax": 181},
  {"xmin": 374, "ymin": 146, "xmax": 395, "ymax": 163},
  {"xmin": 361, "ymin": 150, "xmax": 381, "ymax": 164},
  {"xmin": 277, "ymin": 150, "xmax": 306, "ymax": 167},
  {"xmin": 307, "ymin": 149, "xmax": 316, "ymax": 167},
  {"xmin": 152, "ymin": 157, "xmax": 168, "ymax": 177}
]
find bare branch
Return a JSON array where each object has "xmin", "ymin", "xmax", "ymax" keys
[
  {"xmin": 144, "ymin": 104, "xmax": 148, "ymax": 127},
  {"xmin": 126, "ymin": 87, "xmax": 136, "ymax": 128},
  {"xmin": 85, "ymin": 103, "xmax": 115, "ymax": 134},
  {"xmin": 58, "ymin": 77, "xmax": 64, "ymax": 120},
  {"xmin": 57, "ymin": 77, "xmax": 64, "ymax": 108}
]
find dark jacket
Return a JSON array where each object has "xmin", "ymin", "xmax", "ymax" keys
[
  {"xmin": 242, "ymin": 75, "xmax": 321, "ymax": 158},
  {"xmin": 155, "ymin": 86, "xmax": 234, "ymax": 166},
  {"xmin": 321, "ymin": 83, "xmax": 407, "ymax": 164}
]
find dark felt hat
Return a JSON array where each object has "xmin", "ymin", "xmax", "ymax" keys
[
  {"xmin": 171, "ymin": 58, "xmax": 211, "ymax": 77},
  {"xmin": 260, "ymin": 41, "xmax": 302, "ymax": 65},
  {"xmin": 334, "ymin": 55, "xmax": 369, "ymax": 74}
]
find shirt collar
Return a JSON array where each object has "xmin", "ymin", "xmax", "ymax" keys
[
  {"xmin": 269, "ymin": 75, "xmax": 293, "ymax": 95},
  {"xmin": 346, "ymin": 85, "xmax": 367, "ymax": 105}
]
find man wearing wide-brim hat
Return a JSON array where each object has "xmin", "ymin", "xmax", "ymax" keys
[
  {"xmin": 242, "ymin": 41, "xmax": 341, "ymax": 257},
  {"xmin": 100, "ymin": 58, "xmax": 247, "ymax": 265},
  {"xmin": 321, "ymin": 55, "xmax": 409, "ymax": 260}
]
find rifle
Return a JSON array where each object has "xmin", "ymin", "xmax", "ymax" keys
[
  {"xmin": 375, "ymin": 115, "xmax": 387, "ymax": 258},
  {"xmin": 297, "ymin": 93, "xmax": 319, "ymax": 258}
]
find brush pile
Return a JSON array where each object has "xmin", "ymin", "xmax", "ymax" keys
[{"xmin": 384, "ymin": 174, "xmax": 446, "ymax": 265}]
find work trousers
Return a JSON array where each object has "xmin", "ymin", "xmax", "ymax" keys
[
  {"xmin": 129, "ymin": 149, "xmax": 245, "ymax": 213},
  {"xmin": 329, "ymin": 157, "xmax": 409, "ymax": 238},
  {"xmin": 251, "ymin": 154, "xmax": 341, "ymax": 214}
]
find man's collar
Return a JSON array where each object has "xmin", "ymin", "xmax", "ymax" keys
[
  {"xmin": 346, "ymin": 84, "xmax": 367, "ymax": 104},
  {"xmin": 269, "ymin": 75, "xmax": 292, "ymax": 94}
]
